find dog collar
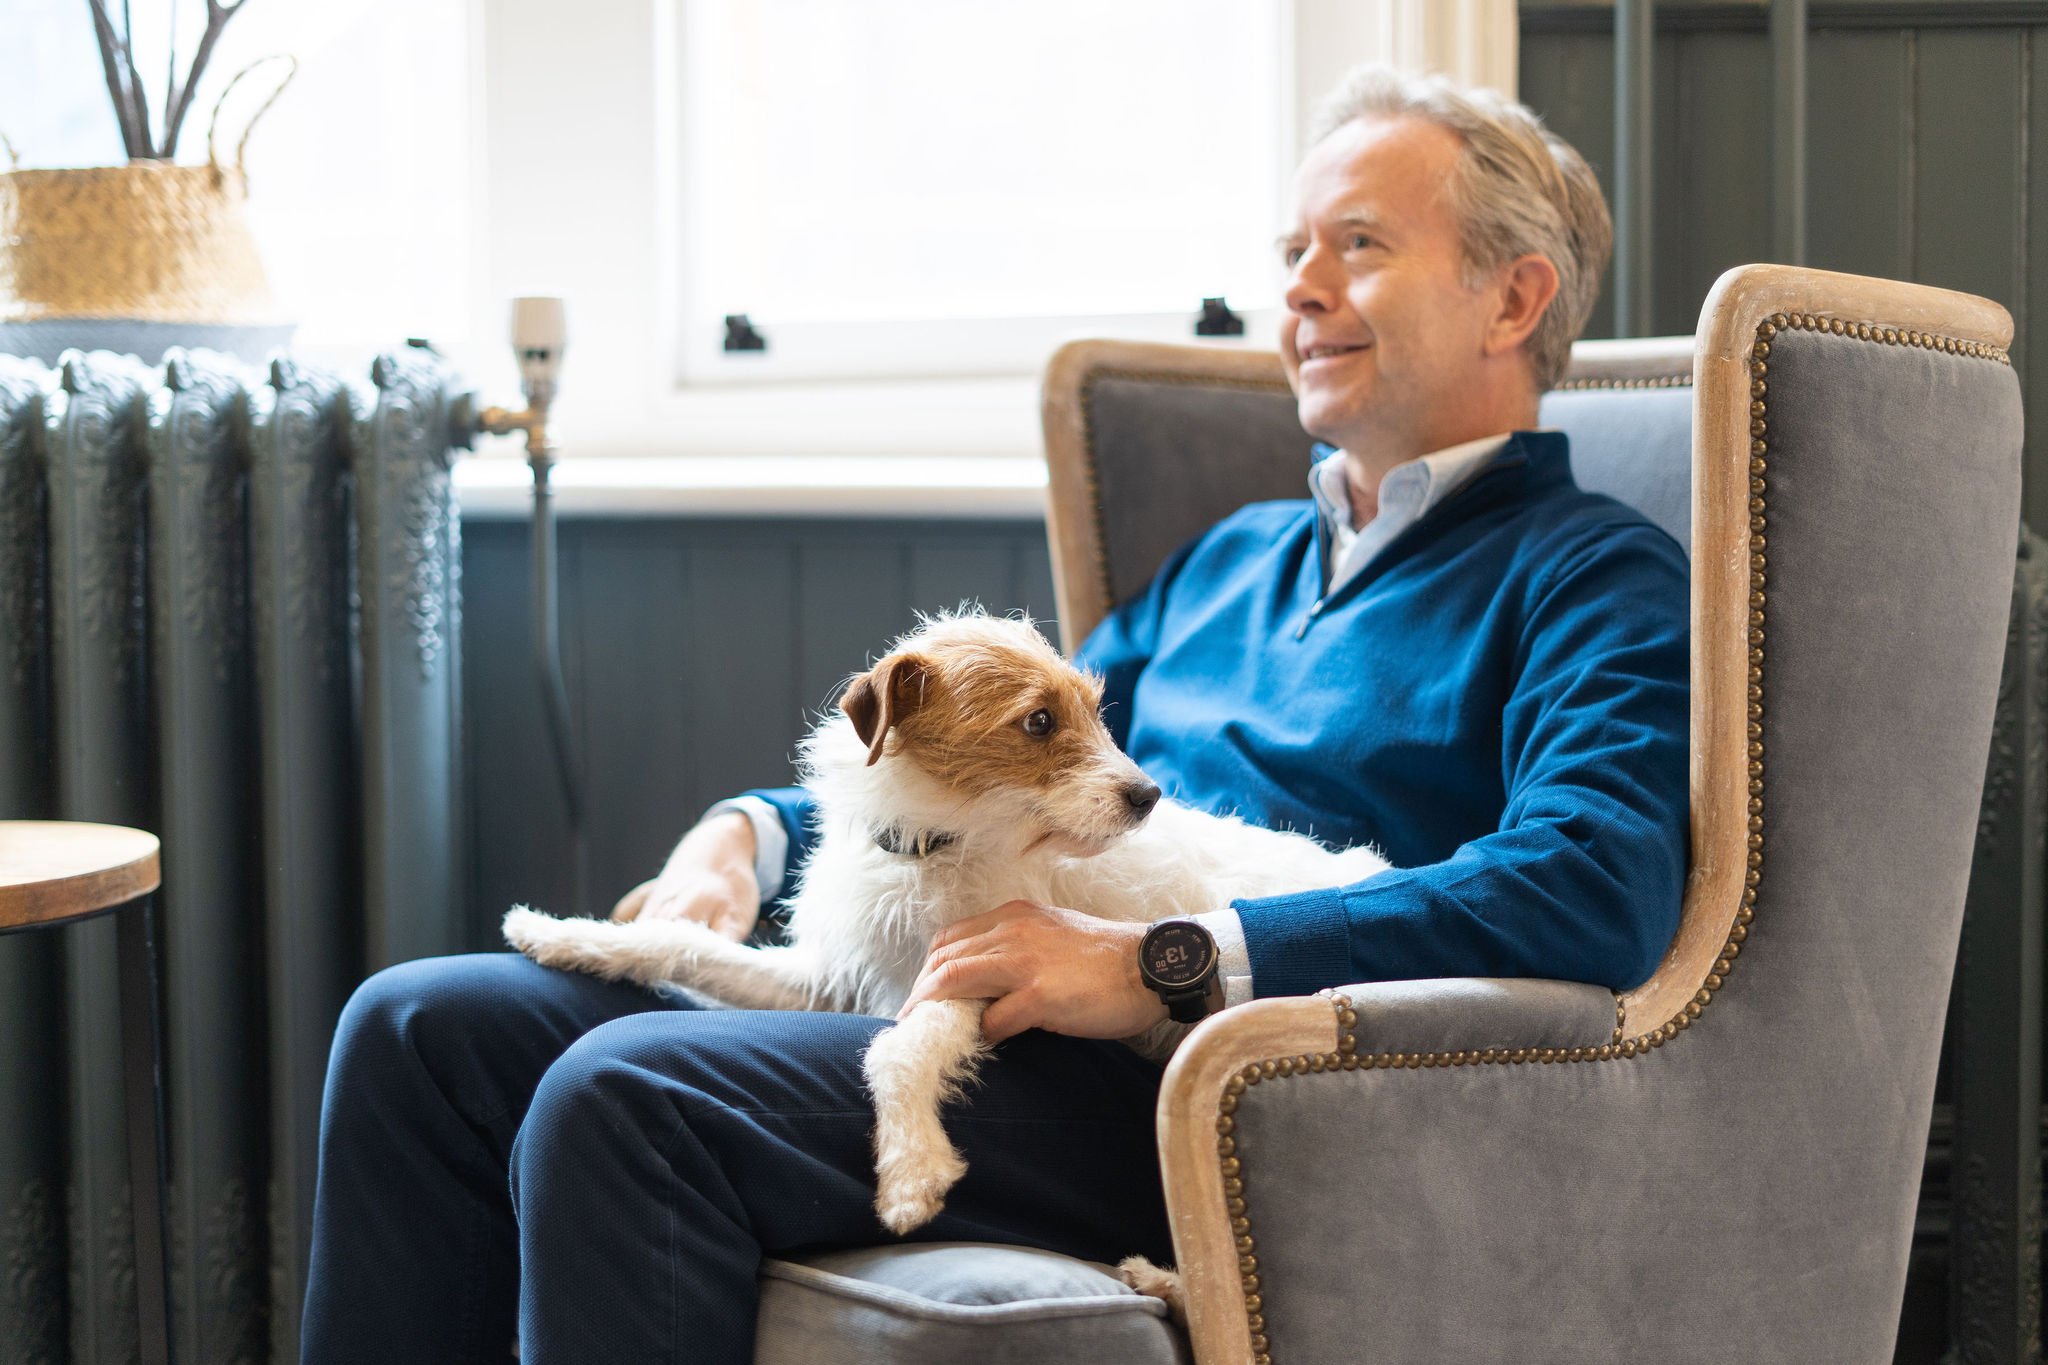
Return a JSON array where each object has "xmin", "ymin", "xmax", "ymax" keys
[{"xmin": 872, "ymin": 826, "xmax": 959, "ymax": 858}]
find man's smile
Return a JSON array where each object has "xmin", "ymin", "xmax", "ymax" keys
[{"xmin": 1298, "ymin": 341, "xmax": 1371, "ymax": 369}]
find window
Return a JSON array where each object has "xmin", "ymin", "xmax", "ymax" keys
[{"xmin": 674, "ymin": 0, "xmax": 1290, "ymax": 384}]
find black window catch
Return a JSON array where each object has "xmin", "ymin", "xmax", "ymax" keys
[
  {"xmin": 723, "ymin": 314, "xmax": 767, "ymax": 352},
  {"xmin": 1194, "ymin": 297, "xmax": 1244, "ymax": 337}
]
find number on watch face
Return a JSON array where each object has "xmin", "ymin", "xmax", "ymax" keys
[{"xmin": 1144, "ymin": 922, "xmax": 1214, "ymax": 988}]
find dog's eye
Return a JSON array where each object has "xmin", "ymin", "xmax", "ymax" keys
[{"xmin": 1022, "ymin": 708, "xmax": 1055, "ymax": 738}]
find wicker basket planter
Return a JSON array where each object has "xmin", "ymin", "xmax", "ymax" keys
[
  {"xmin": 0, "ymin": 59, "xmax": 299, "ymax": 365},
  {"xmin": 0, "ymin": 162, "xmax": 293, "ymax": 364}
]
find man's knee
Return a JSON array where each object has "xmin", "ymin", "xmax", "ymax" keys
[
  {"xmin": 334, "ymin": 956, "xmax": 494, "ymax": 1065},
  {"xmin": 513, "ymin": 1012, "xmax": 886, "ymax": 1181},
  {"xmin": 519, "ymin": 1014, "xmax": 723, "ymax": 1143},
  {"xmin": 512, "ymin": 1016, "xmax": 701, "ymax": 1209},
  {"xmin": 326, "ymin": 953, "xmax": 564, "ymax": 1129}
]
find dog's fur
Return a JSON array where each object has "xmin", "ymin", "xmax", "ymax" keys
[{"xmin": 503, "ymin": 613, "xmax": 1390, "ymax": 1254}]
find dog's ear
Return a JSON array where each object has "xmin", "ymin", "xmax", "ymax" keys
[{"xmin": 839, "ymin": 652, "xmax": 931, "ymax": 766}]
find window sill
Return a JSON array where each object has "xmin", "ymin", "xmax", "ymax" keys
[{"xmin": 453, "ymin": 453, "xmax": 1049, "ymax": 520}]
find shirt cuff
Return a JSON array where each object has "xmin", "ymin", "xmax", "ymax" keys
[
  {"xmin": 702, "ymin": 797, "xmax": 788, "ymax": 903},
  {"xmin": 1192, "ymin": 907, "xmax": 1255, "ymax": 1009}
]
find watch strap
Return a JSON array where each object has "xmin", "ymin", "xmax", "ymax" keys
[{"xmin": 1158, "ymin": 972, "xmax": 1226, "ymax": 1023}]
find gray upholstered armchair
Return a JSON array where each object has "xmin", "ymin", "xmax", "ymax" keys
[{"xmin": 751, "ymin": 265, "xmax": 2021, "ymax": 1364}]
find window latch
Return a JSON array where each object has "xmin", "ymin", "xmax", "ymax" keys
[
  {"xmin": 1194, "ymin": 297, "xmax": 1244, "ymax": 337},
  {"xmin": 723, "ymin": 314, "xmax": 768, "ymax": 352}
]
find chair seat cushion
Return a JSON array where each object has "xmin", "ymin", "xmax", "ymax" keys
[{"xmin": 755, "ymin": 1242, "xmax": 1190, "ymax": 1364}]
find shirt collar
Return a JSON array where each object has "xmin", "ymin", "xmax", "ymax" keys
[{"xmin": 1307, "ymin": 431, "xmax": 1519, "ymax": 534}]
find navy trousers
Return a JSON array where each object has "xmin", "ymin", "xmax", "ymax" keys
[{"xmin": 300, "ymin": 953, "xmax": 1174, "ymax": 1363}]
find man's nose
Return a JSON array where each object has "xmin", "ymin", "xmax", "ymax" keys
[{"xmin": 1284, "ymin": 247, "xmax": 1337, "ymax": 315}]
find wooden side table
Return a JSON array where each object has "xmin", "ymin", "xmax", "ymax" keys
[{"xmin": 0, "ymin": 822, "xmax": 171, "ymax": 1365}]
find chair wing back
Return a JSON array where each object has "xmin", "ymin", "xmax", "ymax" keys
[
  {"xmin": 1041, "ymin": 343, "xmax": 1306, "ymax": 655},
  {"xmin": 1042, "ymin": 336, "xmax": 1703, "ymax": 655},
  {"xmin": 1539, "ymin": 337, "xmax": 1696, "ymax": 554}
]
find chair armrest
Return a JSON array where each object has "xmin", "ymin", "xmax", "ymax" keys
[
  {"xmin": 1316, "ymin": 976, "xmax": 1622, "ymax": 1055},
  {"xmin": 1155, "ymin": 978, "xmax": 1619, "ymax": 1365}
]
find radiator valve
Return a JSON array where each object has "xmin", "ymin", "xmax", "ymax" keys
[{"xmin": 476, "ymin": 296, "xmax": 565, "ymax": 463}]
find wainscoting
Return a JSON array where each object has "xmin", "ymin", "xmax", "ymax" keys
[
  {"xmin": 460, "ymin": 516, "xmax": 1056, "ymax": 940},
  {"xmin": 1521, "ymin": 1, "xmax": 2048, "ymax": 529}
]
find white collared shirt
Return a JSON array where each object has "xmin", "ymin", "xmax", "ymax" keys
[{"xmin": 1312, "ymin": 433, "xmax": 1512, "ymax": 595}]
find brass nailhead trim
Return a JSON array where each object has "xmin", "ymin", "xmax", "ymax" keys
[
  {"xmin": 1552, "ymin": 372, "xmax": 1693, "ymax": 392},
  {"xmin": 1213, "ymin": 312, "xmax": 2009, "ymax": 1363}
]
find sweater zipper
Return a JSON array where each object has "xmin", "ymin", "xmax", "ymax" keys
[
  {"xmin": 1295, "ymin": 597, "xmax": 1326, "ymax": 640},
  {"xmin": 1300, "ymin": 499, "xmax": 1332, "ymax": 639},
  {"xmin": 1293, "ymin": 439, "xmax": 1539, "ymax": 642}
]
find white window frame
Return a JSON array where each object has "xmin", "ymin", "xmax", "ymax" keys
[
  {"xmin": 461, "ymin": 0, "xmax": 1513, "ymax": 476},
  {"xmin": 665, "ymin": 0, "xmax": 1296, "ymax": 388}
]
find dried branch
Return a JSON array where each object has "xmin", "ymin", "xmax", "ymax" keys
[
  {"xmin": 120, "ymin": 2, "xmax": 157, "ymax": 158},
  {"xmin": 84, "ymin": 0, "xmax": 143, "ymax": 158},
  {"xmin": 159, "ymin": 0, "xmax": 251, "ymax": 160},
  {"xmin": 163, "ymin": 0, "xmax": 179, "ymax": 156}
]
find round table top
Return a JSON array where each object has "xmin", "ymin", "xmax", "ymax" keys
[{"xmin": 0, "ymin": 821, "xmax": 161, "ymax": 932}]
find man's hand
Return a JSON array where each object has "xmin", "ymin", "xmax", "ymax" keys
[
  {"xmin": 609, "ymin": 810, "xmax": 761, "ymax": 942},
  {"xmin": 898, "ymin": 901, "xmax": 1170, "ymax": 1044}
]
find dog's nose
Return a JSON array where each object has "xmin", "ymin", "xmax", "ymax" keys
[{"xmin": 1123, "ymin": 781, "xmax": 1161, "ymax": 818}]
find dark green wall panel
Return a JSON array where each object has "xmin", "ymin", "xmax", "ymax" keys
[
  {"xmin": 2030, "ymin": 31, "xmax": 2048, "ymax": 525},
  {"xmin": 463, "ymin": 524, "xmax": 575, "ymax": 923},
  {"xmin": 1667, "ymin": 30, "xmax": 1775, "ymax": 334},
  {"xmin": 798, "ymin": 541, "xmax": 909, "ymax": 718},
  {"xmin": 1808, "ymin": 30, "xmax": 1912, "ymax": 283},
  {"xmin": 1521, "ymin": 30, "xmax": 1621, "ymax": 339},
  {"xmin": 1910, "ymin": 30, "xmax": 2025, "ymax": 325},
  {"xmin": 1520, "ymin": 7, "xmax": 2046, "ymax": 525},
  {"xmin": 577, "ymin": 534, "xmax": 695, "ymax": 919},
  {"xmin": 683, "ymin": 537, "xmax": 803, "ymax": 817}
]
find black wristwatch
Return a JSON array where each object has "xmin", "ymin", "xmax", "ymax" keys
[{"xmin": 1139, "ymin": 918, "xmax": 1225, "ymax": 1024}]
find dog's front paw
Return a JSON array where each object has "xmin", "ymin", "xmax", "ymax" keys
[
  {"xmin": 502, "ymin": 905, "xmax": 565, "ymax": 955},
  {"xmin": 872, "ymin": 1143, "xmax": 969, "ymax": 1235},
  {"xmin": 501, "ymin": 905, "xmax": 646, "ymax": 981},
  {"xmin": 1117, "ymin": 1256, "xmax": 1188, "ymax": 1328}
]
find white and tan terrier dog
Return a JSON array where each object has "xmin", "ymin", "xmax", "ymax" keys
[{"xmin": 503, "ymin": 613, "xmax": 1389, "ymax": 1237}]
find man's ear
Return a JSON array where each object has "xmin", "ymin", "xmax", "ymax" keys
[
  {"xmin": 1483, "ymin": 253, "xmax": 1561, "ymax": 358},
  {"xmin": 839, "ymin": 653, "xmax": 931, "ymax": 766}
]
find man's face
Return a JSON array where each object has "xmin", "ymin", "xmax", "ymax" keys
[{"xmin": 1278, "ymin": 116, "xmax": 1503, "ymax": 458}]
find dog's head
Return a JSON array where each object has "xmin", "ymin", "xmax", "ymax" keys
[{"xmin": 835, "ymin": 614, "xmax": 1161, "ymax": 857}]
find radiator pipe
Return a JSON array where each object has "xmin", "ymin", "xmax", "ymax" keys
[
  {"xmin": 527, "ymin": 443, "xmax": 583, "ymax": 833},
  {"xmin": 478, "ymin": 298, "xmax": 586, "ymax": 907}
]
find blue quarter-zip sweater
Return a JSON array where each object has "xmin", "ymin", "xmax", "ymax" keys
[{"xmin": 750, "ymin": 429, "xmax": 1690, "ymax": 996}]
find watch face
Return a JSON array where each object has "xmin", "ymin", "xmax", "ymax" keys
[{"xmin": 1142, "ymin": 921, "xmax": 1216, "ymax": 989}]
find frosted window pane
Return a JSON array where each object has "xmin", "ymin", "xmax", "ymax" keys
[
  {"xmin": 0, "ymin": 0, "xmax": 129, "ymax": 166},
  {"xmin": 1, "ymin": 0, "xmax": 472, "ymax": 353},
  {"xmin": 206, "ymin": 0, "xmax": 473, "ymax": 350},
  {"xmin": 682, "ymin": 0, "xmax": 1285, "ymax": 324}
]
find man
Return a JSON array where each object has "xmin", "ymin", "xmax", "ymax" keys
[{"xmin": 302, "ymin": 66, "xmax": 1687, "ymax": 1364}]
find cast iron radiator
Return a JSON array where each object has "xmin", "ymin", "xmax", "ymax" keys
[{"xmin": 0, "ymin": 346, "xmax": 472, "ymax": 1364}]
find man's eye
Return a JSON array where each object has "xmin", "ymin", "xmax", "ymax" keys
[
  {"xmin": 1282, "ymin": 245, "xmax": 1305, "ymax": 268},
  {"xmin": 1022, "ymin": 709, "xmax": 1056, "ymax": 738},
  {"xmin": 1347, "ymin": 233, "xmax": 1374, "ymax": 251}
]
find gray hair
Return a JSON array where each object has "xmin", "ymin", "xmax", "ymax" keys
[{"xmin": 1310, "ymin": 66, "xmax": 1612, "ymax": 391}]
